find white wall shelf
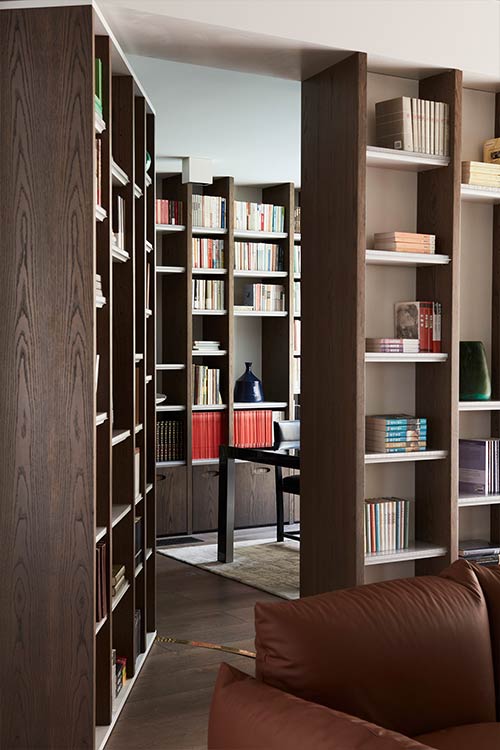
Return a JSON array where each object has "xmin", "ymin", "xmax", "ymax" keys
[
  {"xmin": 459, "ymin": 400, "xmax": 500, "ymax": 411},
  {"xmin": 365, "ymin": 353, "xmax": 448, "ymax": 363},
  {"xmin": 96, "ymin": 526, "xmax": 107, "ymax": 543},
  {"xmin": 461, "ymin": 184, "xmax": 500, "ymax": 204},
  {"xmin": 157, "ymin": 265, "xmax": 185, "ymax": 274},
  {"xmin": 95, "ymin": 616, "xmax": 107, "ymax": 635},
  {"xmin": 156, "ymin": 224, "xmax": 186, "ymax": 234},
  {"xmin": 146, "ymin": 240, "xmax": 153, "ymax": 253},
  {"xmin": 234, "ymin": 229, "xmax": 288, "ymax": 241},
  {"xmin": 111, "ymin": 429, "xmax": 130, "ymax": 446},
  {"xmin": 234, "ymin": 310, "xmax": 287, "ymax": 317},
  {"xmin": 365, "ymin": 249, "xmax": 451, "ymax": 267},
  {"xmin": 157, "ymin": 404, "xmax": 186, "ymax": 412},
  {"xmin": 134, "ymin": 184, "xmax": 143, "ymax": 199},
  {"xmin": 112, "ymin": 245, "xmax": 130, "ymax": 263},
  {"xmin": 192, "ymin": 350, "xmax": 227, "ymax": 357},
  {"xmin": 192, "ymin": 309, "xmax": 227, "ymax": 316},
  {"xmin": 365, "ymin": 542, "xmax": 447, "ymax": 566},
  {"xmin": 156, "ymin": 364, "xmax": 185, "ymax": 371},
  {"xmin": 234, "ymin": 270, "xmax": 288, "ymax": 278},
  {"xmin": 192, "ymin": 226, "xmax": 227, "ymax": 236},
  {"xmin": 96, "ymin": 412, "xmax": 108, "ymax": 427},
  {"xmin": 294, "ymin": 232, "xmax": 301, "ymax": 243},
  {"xmin": 156, "ymin": 460, "xmax": 186, "ymax": 468},
  {"xmin": 95, "ymin": 205, "xmax": 107, "ymax": 222},
  {"xmin": 111, "ymin": 160, "xmax": 129, "ymax": 187},
  {"xmin": 459, "ymin": 494, "xmax": 500, "ymax": 507},
  {"xmin": 192, "ymin": 268, "xmax": 227, "ymax": 275},
  {"xmin": 234, "ymin": 401, "xmax": 288, "ymax": 410},
  {"xmin": 95, "ymin": 110, "xmax": 106, "ymax": 134},
  {"xmin": 192, "ymin": 404, "xmax": 227, "ymax": 411},
  {"xmin": 365, "ymin": 450, "xmax": 448, "ymax": 464},
  {"xmin": 96, "ymin": 295, "xmax": 107, "ymax": 308},
  {"xmin": 366, "ymin": 146, "xmax": 450, "ymax": 172}
]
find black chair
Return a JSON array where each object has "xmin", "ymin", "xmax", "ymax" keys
[{"xmin": 273, "ymin": 420, "xmax": 300, "ymax": 542}]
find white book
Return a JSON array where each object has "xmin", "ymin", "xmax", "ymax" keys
[
  {"xmin": 411, "ymin": 98, "xmax": 419, "ymax": 153},
  {"xmin": 430, "ymin": 101, "xmax": 436, "ymax": 155},
  {"xmin": 444, "ymin": 103, "xmax": 449, "ymax": 156},
  {"xmin": 424, "ymin": 100, "xmax": 430, "ymax": 154},
  {"xmin": 418, "ymin": 99, "xmax": 424, "ymax": 154}
]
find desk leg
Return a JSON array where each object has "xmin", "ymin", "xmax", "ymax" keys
[{"xmin": 218, "ymin": 447, "xmax": 235, "ymax": 563}]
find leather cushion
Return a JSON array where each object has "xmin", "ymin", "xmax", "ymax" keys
[
  {"xmin": 282, "ymin": 473, "xmax": 300, "ymax": 494},
  {"xmin": 208, "ymin": 662, "xmax": 434, "ymax": 749},
  {"xmin": 416, "ymin": 722, "xmax": 500, "ymax": 749},
  {"xmin": 255, "ymin": 564, "xmax": 496, "ymax": 738}
]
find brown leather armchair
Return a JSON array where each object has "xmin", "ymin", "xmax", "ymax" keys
[{"xmin": 208, "ymin": 560, "xmax": 500, "ymax": 749}]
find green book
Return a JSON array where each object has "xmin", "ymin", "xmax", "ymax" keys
[{"xmin": 95, "ymin": 58, "xmax": 103, "ymax": 107}]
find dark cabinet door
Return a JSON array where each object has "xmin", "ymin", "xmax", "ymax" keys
[
  {"xmin": 192, "ymin": 464, "xmax": 219, "ymax": 532},
  {"xmin": 235, "ymin": 461, "xmax": 291, "ymax": 528},
  {"xmin": 156, "ymin": 466, "xmax": 187, "ymax": 536}
]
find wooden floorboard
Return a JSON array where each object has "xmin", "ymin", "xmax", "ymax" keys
[{"xmin": 106, "ymin": 553, "xmax": 277, "ymax": 750}]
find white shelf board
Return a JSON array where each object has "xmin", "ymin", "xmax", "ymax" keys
[
  {"xmin": 111, "ymin": 160, "xmax": 129, "ymax": 187},
  {"xmin": 192, "ymin": 404, "xmax": 227, "ymax": 411},
  {"xmin": 156, "ymin": 394, "xmax": 167, "ymax": 405},
  {"xmin": 234, "ymin": 401, "xmax": 288, "ymax": 410},
  {"xmin": 192, "ymin": 350, "xmax": 227, "ymax": 357},
  {"xmin": 157, "ymin": 265, "xmax": 185, "ymax": 274},
  {"xmin": 156, "ymin": 460, "xmax": 186, "ymax": 468},
  {"xmin": 234, "ymin": 270, "xmax": 287, "ymax": 278},
  {"xmin": 234, "ymin": 310, "xmax": 287, "ymax": 317},
  {"xmin": 96, "ymin": 412, "xmax": 108, "ymax": 427},
  {"xmin": 145, "ymin": 375, "xmax": 153, "ymax": 384},
  {"xmin": 95, "ymin": 204, "xmax": 107, "ymax": 222},
  {"xmin": 95, "ymin": 110, "xmax": 106, "ymax": 134},
  {"xmin": 134, "ymin": 423, "xmax": 143, "ymax": 434},
  {"xmin": 111, "ymin": 429, "xmax": 130, "ymax": 446},
  {"xmin": 145, "ymin": 173, "xmax": 152, "ymax": 188},
  {"xmin": 459, "ymin": 400, "xmax": 500, "ymax": 411},
  {"xmin": 156, "ymin": 224, "xmax": 186, "ymax": 234},
  {"xmin": 146, "ymin": 547, "xmax": 153, "ymax": 561},
  {"xmin": 192, "ymin": 309, "xmax": 227, "ymax": 316},
  {"xmin": 96, "ymin": 632, "xmax": 156, "ymax": 750},
  {"xmin": 192, "ymin": 226, "xmax": 227, "ymax": 236},
  {"xmin": 366, "ymin": 146, "xmax": 449, "ymax": 172},
  {"xmin": 157, "ymin": 404, "xmax": 186, "ymax": 412},
  {"xmin": 234, "ymin": 229, "xmax": 288, "ymax": 241},
  {"xmin": 192, "ymin": 267, "xmax": 227, "ymax": 275},
  {"xmin": 365, "ymin": 542, "xmax": 447, "ymax": 566},
  {"xmin": 111, "ymin": 580, "xmax": 130, "ymax": 611},
  {"xmin": 95, "ymin": 616, "xmax": 107, "ymax": 635},
  {"xmin": 294, "ymin": 272, "xmax": 301, "ymax": 280},
  {"xmin": 146, "ymin": 240, "xmax": 154, "ymax": 253},
  {"xmin": 365, "ymin": 450, "xmax": 448, "ymax": 464},
  {"xmin": 96, "ymin": 526, "xmax": 107, "ymax": 543},
  {"xmin": 461, "ymin": 184, "xmax": 500, "ymax": 204},
  {"xmin": 135, "ymin": 562, "xmax": 144, "ymax": 577},
  {"xmin": 145, "ymin": 308, "xmax": 152, "ymax": 318},
  {"xmin": 146, "ymin": 482, "xmax": 153, "ymax": 494},
  {"xmin": 111, "ymin": 504, "xmax": 131, "ymax": 527},
  {"xmin": 366, "ymin": 249, "xmax": 451, "ymax": 267},
  {"xmin": 459, "ymin": 494, "xmax": 500, "ymax": 508},
  {"xmin": 192, "ymin": 458, "xmax": 219, "ymax": 465},
  {"xmin": 135, "ymin": 353, "xmax": 144, "ymax": 363},
  {"xmin": 365, "ymin": 353, "xmax": 448, "ymax": 363},
  {"xmin": 294, "ymin": 232, "xmax": 301, "ymax": 243},
  {"xmin": 96, "ymin": 295, "xmax": 107, "ymax": 308},
  {"xmin": 134, "ymin": 183, "xmax": 143, "ymax": 199},
  {"xmin": 156, "ymin": 363, "xmax": 185, "ymax": 371},
  {"xmin": 112, "ymin": 244, "xmax": 129, "ymax": 263},
  {"xmin": 135, "ymin": 493, "xmax": 143, "ymax": 506}
]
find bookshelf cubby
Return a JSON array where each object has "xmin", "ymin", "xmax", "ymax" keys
[{"xmin": 1, "ymin": 2, "xmax": 156, "ymax": 746}]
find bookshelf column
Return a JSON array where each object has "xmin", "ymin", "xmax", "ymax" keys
[
  {"xmin": 300, "ymin": 52, "xmax": 367, "ymax": 595},
  {"xmin": 490, "ymin": 94, "xmax": 500, "ymax": 544}
]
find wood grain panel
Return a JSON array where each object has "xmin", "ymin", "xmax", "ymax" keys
[
  {"xmin": 415, "ymin": 70, "xmax": 462, "ymax": 574},
  {"xmin": 300, "ymin": 53, "xmax": 367, "ymax": 595},
  {"xmin": 490, "ymin": 93, "xmax": 500, "ymax": 543},
  {"xmin": 234, "ymin": 462, "xmax": 278, "ymax": 528},
  {"xmin": 157, "ymin": 467, "xmax": 188, "ymax": 536},
  {"xmin": 192, "ymin": 464, "xmax": 220, "ymax": 532},
  {"xmin": 0, "ymin": 6, "xmax": 95, "ymax": 748}
]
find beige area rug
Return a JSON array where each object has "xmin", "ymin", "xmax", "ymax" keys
[{"xmin": 158, "ymin": 540, "xmax": 300, "ymax": 599}]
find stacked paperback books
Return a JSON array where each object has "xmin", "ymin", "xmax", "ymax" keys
[
  {"xmin": 234, "ymin": 201, "xmax": 285, "ymax": 233},
  {"xmin": 112, "ymin": 194, "xmax": 125, "ymax": 250},
  {"xmin": 112, "ymin": 563, "xmax": 127, "ymax": 602},
  {"xmin": 192, "ymin": 365, "xmax": 222, "ymax": 405},
  {"xmin": 459, "ymin": 540, "xmax": 500, "ymax": 567},
  {"xmin": 366, "ymin": 338, "xmax": 419, "ymax": 354},
  {"xmin": 192, "ymin": 194, "xmax": 226, "ymax": 228},
  {"xmin": 375, "ymin": 96, "xmax": 449, "ymax": 155},
  {"xmin": 294, "ymin": 320, "xmax": 301, "ymax": 353},
  {"xmin": 294, "ymin": 244, "xmax": 301, "ymax": 275},
  {"xmin": 459, "ymin": 438, "xmax": 500, "ymax": 495},
  {"xmin": 462, "ymin": 161, "xmax": 500, "ymax": 189},
  {"xmin": 233, "ymin": 410, "xmax": 274, "ymax": 448},
  {"xmin": 243, "ymin": 283, "xmax": 285, "ymax": 312},
  {"xmin": 374, "ymin": 231, "xmax": 435, "ymax": 255},
  {"xmin": 294, "ymin": 282, "xmax": 301, "ymax": 316},
  {"xmin": 394, "ymin": 301, "xmax": 442, "ymax": 353},
  {"xmin": 294, "ymin": 206, "xmax": 301, "ymax": 234},
  {"xmin": 192, "ymin": 279, "xmax": 224, "ymax": 310},
  {"xmin": 192, "ymin": 238, "xmax": 224, "ymax": 269},
  {"xmin": 364, "ymin": 498, "xmax": 411, "ymax": 554},
  {"xmin": 366, "ymin": 415, "xmax": 427, "ymax": 454},
  {"xmin": 96, "ymin": 540, "xmax": 107, "ymax": 622},
  {"xmin": 95, "ymin": 138, "xmax": 102, "ymax": 207},
  {"xmin": 156, "ymin": 419, "xmax": 184, "ymax": 462},
  {"xmin": 192, "ymin": 412, "xmax": 225, "ymax": 460},
  {"xmin": 193, "ymin": 340, "xmax": 221, "ymax": 354},
  {"xmin": 155, "ymin": 199, "xmax": 183, "ymax": 225},
  {"xmin": 234, "ymin": 242, "xmax": 284, "ymax": 272}
]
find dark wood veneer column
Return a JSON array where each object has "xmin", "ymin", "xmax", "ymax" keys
[
  {"xmin": 300, "ymin": 53, "xmax": 367, "ymax": 595},
  {"xmin": 0, "ymin": 6, "xmax": 95, "ymax": 748},
  {"xmin": 490, "ymin": 93, "xmax": 500, "ymax": 543}
]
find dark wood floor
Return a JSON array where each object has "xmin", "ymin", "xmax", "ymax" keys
[{"xmin": 106, "ymin": 553, "xmax": 278, "ymax": 750}]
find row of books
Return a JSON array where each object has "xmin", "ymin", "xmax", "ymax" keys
[
  {"xmin": 156, "ymin": 199, "xmax": 183, "ymax": 225},
  {"xmin": 294, "ymin": 245, "xmax": 301, "ymax": 275},
  {"xmin": 243, "ymin": 283, "xmax": 285, "ymax": 312},
  {"xmin": 192, "ymin": 238, "xmax": 224, "ymax": 269},
  {"xmin": 364, "ymin": 498, "xmax": 411, "ymax": 554},
  {"xmin": 294, "ymin": 320, "xmax": 301, "ymax": 353},
  {"xmin": 234, "ymin": 242, "xmax": 284, "ymax": 272},
  {"xmin": 375, "ymin": 96, "xmax": 449, "ymax": 156},
  {"xmin": 95, "ymin": 137, "xmax": 102, "ymax": 207},
  {"xmin": 459, "ymin": 438, "xmax": 500, "ymax": 495},
  {"xmin": 234, "ymin": 409, "xmax": 277, "ymax": 449},
  {"xmin": 193, "ymin": 340, "xmax": 222, "ymax": 354},
  {"xmin": 112, "ymin": 649, "xmax": 127, "ymax": 704},
  {"xmin": 294, "ymin": 206, "xmax": 301, "ymax": 234},
  {"xmin": 366, "ymin": 338, "xmax": 419, "ymax": 353},
  {"xmin": 156, "ymin": 419, "xmax": 184, "ymax": 462},
  {"xmin": 112, "ymin": 563, "xmax": 127, "ymax": 601},
  {"xmin": 459, "ymin": 539, "xmax": 500, "ymax": 567},
  {"xmin": 462, "ymin": 160, "xmax": 500, "ymax": 189},
  {"xmin": 192, "ymin": 279, "xmax": 225, "ymax": 310},
  {"xmin": 96, "ymin": 540, "xmax": 107, "ymax": 622},
  {"xmin": 293, "ymin": 281, "xmax": 301, "ymax": 316},
  {"xmin": 192, "ymin": 365, "xmax": 222, "ymax": 406},
  {"xmin": 192, "ymin": 194, "xmax": 226, "ymax": 228},
  {"xmin": 112, "ymin": 194, "xmax": 125, "ymax": 251},
  {"xmin": 374, "ymin": 231, "xmax": 436, "ymax": 255},
  {"xmin": 234, "ymin": 201, "xmax": 285, "ymax": 233},
  {"xmin": 395, "ymin": 301, "xmax": 442, "ymax": 353},
  {"xmin": 192, "ymin": 412, "xmax": 225, "ymax": 460},
  {"xmin": 366, "ymin": 415, "xmax": 427, "ymax": 454}
]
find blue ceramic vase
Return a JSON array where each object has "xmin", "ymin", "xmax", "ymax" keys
[{"xmin": 234, "ymin": 362, "xmax": 264, "ymax": 403}]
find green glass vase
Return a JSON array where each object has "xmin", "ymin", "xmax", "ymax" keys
[{"xmin": 459, "ymin": 341, "xmax": 491, "ymax": 401}]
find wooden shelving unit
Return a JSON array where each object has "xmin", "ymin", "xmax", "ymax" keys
[{"xmin": 0, "ymin": 3, "xmax": 157, "ymax": 746}]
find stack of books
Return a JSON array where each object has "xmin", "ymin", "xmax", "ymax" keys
[
  {"xmin": 192, "ymin": 238, "xmax": 224, "ymax": 269},
  {"xmin": 375, "ymin": 96, "xmax": 449, "ymax": 155},
  {"xmin": 192, "ymin": 365, "xmax": 222, "ymax": 405},
  {"xmin": 364, "ymin": 498, "xmax": 411, "ymax": 554},
  {"xmin": 374, "ymin": 231, "xmax": 435, "ymax": 255},
  {"xmin": 96, "ymin": 540, "xmax": 107, "ymax": 622},
  {"xmin": 192, "ymin": 194, "xmax": 226, "ymax": 228},
  {"xmin": 294, "ymin": 205, "xmax": 301, "ymax": 233},
  {"xmin": 394, "ymin": 301, "xmax": 442, "ymax": 353},
  {"xmin": 459, "ymin": 539, "xmax": 500, "ymax": 567},
  {"xmin": 112, "ymin": 563, "xmax": 127, "ymax": 602},
  {"xmin": 192, "ymin": 412, "xmax": 225, "ymax": 460},
  {"xmin": 95, "ymin": 138, "xmax": 102, "ymax": 207},
  {"xmin": 462, "ymin": 161, "xmax": 500, "ymax": 189},
  {"xmin": 156, "ymin": 419, "xmax": 184, "ymax": 462},
  {"xmin": 233, "ymin": 410, "xmax": 277, "ymax": 448},
  {"xmin": 294, "ymin": 244, "xmax": 301, "ymax": 275},
  {"xmin": 115, "ymin": 654, "xmax": 127, "ymax": 699},
  {"xmin": 192, "ymin": 279, "xmax": 224, "ymax": 310},
  {"xmin": 366, "ymin": 415, "xmax": 427, "ymax": 454},
  {"xmin": 155, "ymin": 199, "xmax": 183, "ymax": 225},
  {"xmin": 95, "ymin": 274, "xmax": 103, "ymax": 299},
  {"xmin": 112, "ymin": 194, "xmax": 125, "ymax": 250},
  {"xmin": 366, "ymin": 338, "xmax": 419, "ymax": 354},
  {"xmin": 243, "ymin": 283, "xmax": 285, "ymax": 312},
  {"xmin": 234, "ymin": 201, "xmax": 285, "ymax": 233},
  {"xmin": 95, "ymin": 58, "xmax": 103, "ymax": 118},
  {"xmin": 193, "ymin": 340, "xmax": 221, "ymax": 354},
  {"xmin": 459, "ymin": 438, "xmax": 500, "ymax": 495},
  {"xmin": 234, "ymin": 242, "xmax": 284, "ymax": 272},
  {"xmin": 294, "ymin": 320, "xmax": 301, "ymax": 353}
]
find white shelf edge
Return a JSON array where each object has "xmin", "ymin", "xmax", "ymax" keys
[
  {"xmin": 135, "ymin": 562, "xmax": 144, "ymax": 577},
  {"xmin": 459, "ymin": 494, "xmax": 500, "ymax": 507},
  {"xmin": 365, "ymin": 543, "xmax": 447, "ymax": 566},
  {"xmin": 145, "ymin": 308, "xmax": 152, "ymax": 318},
  {"xmin": 156, "ymin": 460, "xmax": 186, "ymax": 468},
  {"xmin": 192, "ymin": 268, "xmax": 227, "ymax": 275},
  {"xmin": 365, "ymin": 450, "xmax": 448, "ymax": 464},
  {"xmin": 146, "ymin": 482, "xmax": 153, "ymax": 494},
  {"xmin": 111, "ymin": 245, "xmax": 130, "ymax": 263},
  {"xmin": 145, "ymin": 174, "xmax": 152, "ymax": 188},
  {"xmin": 95, "ymin": 616, "xmax": 107, "ymax": 635},
  {"xmin": 192, "ymin": 458, "xmax": 220, "ymax": 465},
  {"xmin": 234, "ymin": 270, "xmax": 288, "ymax": 278},
  {"xmin": 459, "ymin": 400, "xmax": 500, "ymax": 411},
  {"xmin": 365, "ymin": 249, "xmax": 451, "ymax": 267},
  {"xmin": 192, "ymin": 404, "xmax": 227, "ymax": 411},
  {"xmin": 234, "ymin": 310, "xmax": 287, "ymax": 317},
  {"xmin": 111, "ymin": 160, "xmax": 129, "ymax": 187},
  {"xmin": 157, "ymin": 265, "xmax": 185, "ymax": 274},
  {"xmin": 156, "ymin": 224, "xmax": 186, "ymax": 234},
  {"xmin": 146, "ymin": 547, "xmax": 153, "ymax": 561},
  {"xmin": 134, "ymin": 184, "xmax": 143, "ymax": 199},
  {"xmin": 134, "ymin": 423, "xmax": 143, "ymax": 434},
  {"xmin": 135, "ymin": 493, "xmax": 143, "ymax": 506},
  {"xmin": 234, "ymin": 401, "xmax": 288, "ymax": 410},
  {"xmin": 96, "ymin": 295, "xmax": 107, "ymax": 308},
  {"xmin": 157, "ymin": 405, "xmax": 186, "ymax": 412},
  {"xmin": 192, "ymin": 226, "xmax": 227, "ymax": 236},
  {"xmin": 294, "ymin": 233, "xmax": 301, "ymax": 242},
  {"xmin": 95, "ymin": 205, "xmax": 107, "ymax": 222},
  {"xmin": 96, "ymin": 412, "xmax": 108, "ymax": 427},
  {"xmin": 145, "ymin": 375, "xmax": 153, "ymax": 384},
  {"xmin": 365, "ymin": 353, "xmax": 448, "ymax": 363},
  {"xmin": 111, "ymin": 580, "xmax": 130, "ymax": 611},
  {"xmin": 146, "ymin": 240, "xmax": 154, "ymax": 252},
  {"xmin": 366, "ymin": 145, "xmax": 449, "ymax": 171},
  {"xmin": 96, "ymin": 526, "xmax": 107, "ymax": 543},
  {"xmin": 112, "ymin": 429, "xmax": 131, "ymax": 446},
  {"xmin": 461, "ymin": 184, "xmax": 500, "ymax": 204},
  {"xmin": 111, "ymin": 504, "xmax": 131, "ymax": 527},
  {"xmin": 234, "ymin": 229, "xmax": 288, "ymax": 240},
  {"xmin": 192, "ymin": 309, "xmax": 227, "ymax": 316},
  {"xmin": 192, "ymin": 350, "xmax": 227, "ymax": 357},
  {"xmin": 135, "ymin": 353, "xmax": 144, "ymax": 363},
  {"xmin": 95, "ymin": 110, "xmax": 106, "ymax": 134},
  {"xmin": 156, "ymin": 364, "xmax": 185, "ymax": 371}
]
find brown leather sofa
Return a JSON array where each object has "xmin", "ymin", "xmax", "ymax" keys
[{"xmin": 208, "ymin": 560, "xmax": 500, "ymax": 749}]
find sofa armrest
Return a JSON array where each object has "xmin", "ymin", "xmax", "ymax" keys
[{"xmin": 208, "ymin": 663, "xmax": 434, "ymax": 749}]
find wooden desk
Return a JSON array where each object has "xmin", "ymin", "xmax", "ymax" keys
[{"xmin": 218, "ymin": 445, "xmax": 300, "ymax": 563}]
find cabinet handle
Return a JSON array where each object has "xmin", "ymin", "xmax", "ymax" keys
[
  {"xmin": 253, "ymin": 467, "xmax": 271, "ymax": 475},
  {"xmin": 202, "ymin": 470, "xmax": 219, "ymax": 478}
]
